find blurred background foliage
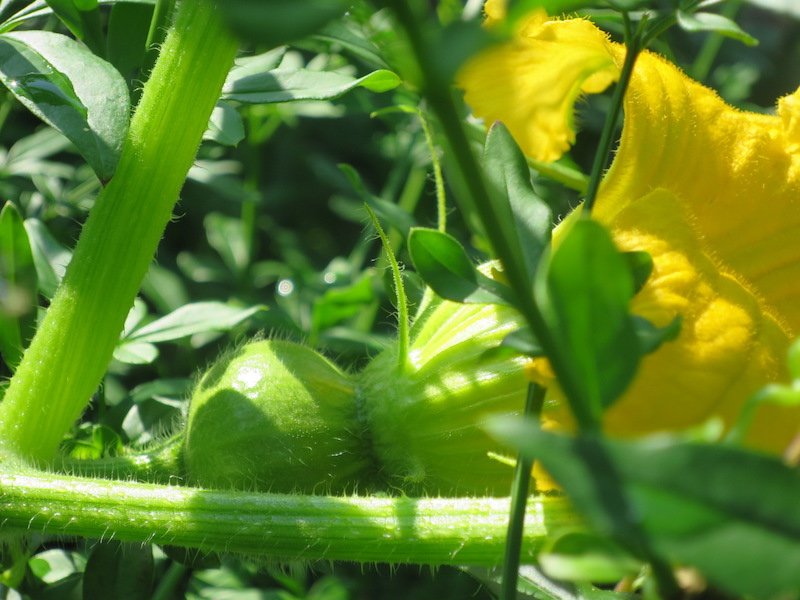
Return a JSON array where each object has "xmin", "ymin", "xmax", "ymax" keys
[{"xmin": 0, "ymin": 0, "xmax": 798, "ymax": 597}]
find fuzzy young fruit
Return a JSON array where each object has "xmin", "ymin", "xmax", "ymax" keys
[
  {"xmin": 183, "ymin": 340, "xmax": 372, "ymax": 493},
  {"xmin": 358, "ymin": 294, "xmax": 529, "ymax": 496},
  {"xmin": 183, "ymin": 294, "xmax": 531, "ymax": 496}
]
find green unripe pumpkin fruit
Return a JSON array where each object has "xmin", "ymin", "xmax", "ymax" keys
[
  {"xmin": 183, "ymin": 288, "xmax": 532, "ymax": 496},
  {"xmin": 183, "ymin": 340, "xmax": 371, "ymax": 493}
]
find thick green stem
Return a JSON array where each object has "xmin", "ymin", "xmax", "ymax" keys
[
  {"xmin": 0, "ymin": 468, "xmax": 576, "ymax": 565},
  {"xmin": 0, "ymin": 0, "xmax": 238, "ymax": 463}
]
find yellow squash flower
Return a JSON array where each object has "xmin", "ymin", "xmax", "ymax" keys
[{"xmin": 458, "ymin": 4, "xmax": 800, "ymax": 453}]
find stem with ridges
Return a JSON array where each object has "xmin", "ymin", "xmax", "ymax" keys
[
  {"xmin": 0, "ymin": 468, "xmax": 576, "ymax": 565},
  {"xmin": 0, "ymin": 0, "xmax": 238, "ymax": 463}
]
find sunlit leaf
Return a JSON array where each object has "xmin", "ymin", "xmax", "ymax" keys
[
  {"xmin": 222, "ymin": 67, "xmax": 401, "ymax": 104},
  {"xmin": 125, "ymin": 302, "xmax": 266, "ymax": 344},
  {"xmin": 23, "ymin": 218, "xmax": 71, "ymax": 299},
  {"xmin": 0, "ymin": 31, "xmax": 129, "ymax": 180},
  {"xmin": 408, "ymin": 227, "xmax": 512, "ymax": 305},
  {"xmin": 677, "ymin": 10, "xmax": 758, "ymax": 46},
  {"xmin": 484, "ymin": 122, "xmax": 551, "ymax": 287}
]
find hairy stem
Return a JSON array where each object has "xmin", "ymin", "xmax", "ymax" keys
[
  {"xmin": 0, "ymin": 0, "xmax": 238, "ymax": 462},
  {"xmin": 0, "ymin": 468, "xmax": 577, "ymax": 565},
  {"xmin": 55, "ymin": 435, "xmax": 184, "ymax": 484}
]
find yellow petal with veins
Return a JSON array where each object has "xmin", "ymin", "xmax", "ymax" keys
[
  {"xmin": 458, "ymin": 15, "xmax": 618, "ymax": 162},
  {"xmin": 460, "ymin": 13, "xmax": 800, "ymax": 452}
]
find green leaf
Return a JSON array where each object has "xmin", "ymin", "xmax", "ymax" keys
[
  {"xmin": 632, "ymin": 315, "xmax": 681, "ymax": 355},
  {"xmin": 312, "ymin": 274, "xmax": 375, "ymax": 333},
  {"xmin": 0, "ymin": 201, "xmax": 37, "ymax": 369},
  {"xmin": 499, "ymin": 326, "xmax": 543, "ymax": 357},
  {"xmin": 539, "ymin": 531, "xmax": 641, "ymax": 584},
  {"xmin": 621, "ymin": 250, "xmax": 652, "ymax": 294},
  {"xmin": 222, "ymin": 66, "xmax": 401, "ymax": 105},
  {"xmin": 28, "ymin": 549, "xmax": 80, "ymax": 584},
  {"xmin": 676, "ymin": 10, "xmax": 758, "ymax": 46},
  {"xmin": 489, "ymin": 421, "xmax": 800, "ymax": 598},
  {"xmin": 107, "ymin": 1, "xmax": 153, "ymax": 80},
  {"xmin": 0, "ymin": 31, "xmax": 130, "ymax": 181},
  {"xmin": 0, "ymin": 0, "xmax": 35, "ymax": 25},
  {"xmin": 125, "ymin": 302, "xmax": 265, "ymax": 344},
  {"xmin": 204, "ymin": 212, "xmax": 249, "ymax": 274},
  {"xmin": 42, "ymin": 0, "xmax": 83, "ymax": 38},
  {"xmin": 203, "ymin": 102, "xmax": 245, "ymax": 147},
  {"xmin": 129, "ymin": 378, "xmax": 191, "ymax": 407},
  {"xmin": 743, "ymin": 0, "xmax": 800, "ymax": 18},
  {"xmin": 483, "ymin": 122, "xmax": 552, "ymax": 288},
  {"xmin": 63, "ymin": 423, "xmax": 122, "ymax": 460},
  {"xmin": 112, "ymin": 340, "xmax": 158, "ymax": 365},
  {"xmin": 408, "ymin": 227, "xmax": 512, "ymax": 305},
  {"xmin": 44, "ymin": 0, "xmax": 105, "ymax": 55},
  {"xmin": 315, "ymin": 19, "xmax": 388, "ymax": 69},
  {"xmin": 83, "ymin": 541, "xmax": 153, "ymax": 600},
  {"xmin": 534, "ymin": 219, "xmax": 639, "ymax": 424},
  {"xmin": 23, "ymin": 217, "xmax": 71, "ymax": 299},
  {"xmin": 220, "ymin": 0, "xmax": 348, "ymax": 46}
]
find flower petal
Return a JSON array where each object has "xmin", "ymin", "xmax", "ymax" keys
[
  {"xmin": 458, "ymin": 17, "xmax": 618, "ymax": 161},
  {"xmin": 601, "ymin": 189, "xmax": 798, "ymax": 451},
  {"xmin": 596, "ymin": 53, "xmax": 800, "ymax": 337},
  {"xmin": 463, "ymin": 14, "xmax": 800, "ymax": 449}
]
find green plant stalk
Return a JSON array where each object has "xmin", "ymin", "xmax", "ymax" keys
[
  {"xmin": 0, "ymin": 469, "xmax": 576, "ymax": 565},
  {"xmin": 500, "ymin": 383, "xmax": 545, "ymax": 600},
  {"xmin": 365, "ymin": 204, "xmax": 409, "ymax": 372},
  {"xmin": 583, "ymin": 13, "xmax": 641, "ymax": 215},
  {"xmin": 144, "ymin": 0, "xmax": 178, "ymax": 74},
  {"xmin": 417, "ymin": 108, "xmax": 448, "ymax": 232},
  {"xmin": 0, "ymin": 0, "xmax": 238, "ymax": 463}
]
